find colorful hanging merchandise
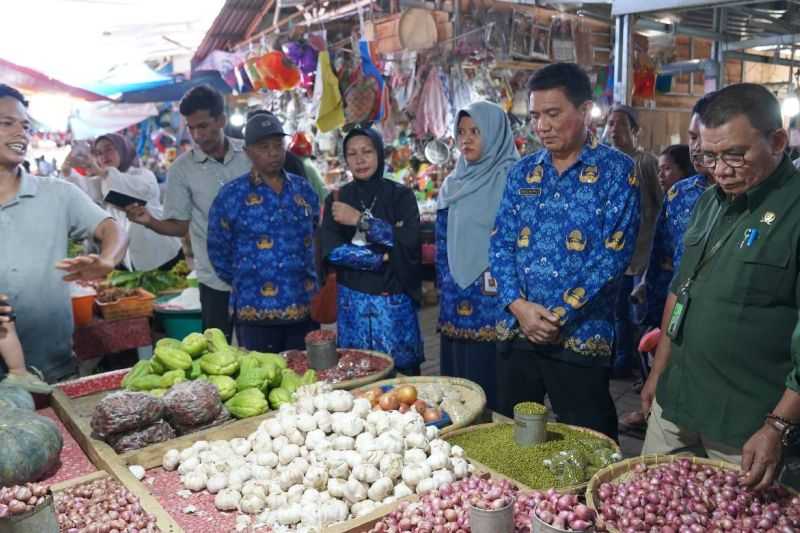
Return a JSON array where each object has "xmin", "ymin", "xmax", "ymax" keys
[
  {"xmin": 284, "ymin": 41, "xmax": 318, "ymax": 91},
  {"xmin": 257, "ymin": 51, "xmax": 301, "ymax": 91},
  {"xmin": 343, "ymin": 40, "xmax": 385, "ymax": 125},
  {"xmin": 413, "ymin": 66, "xmax": 449, "ymax": 139},
  {"xmin": 315, "ymin": 50, "xmax": 345, "ymax": 133}
]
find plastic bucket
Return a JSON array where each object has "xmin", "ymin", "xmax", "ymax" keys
[
  {"xmin": 469, "ymin": 499, "xmax": 514, "ymax": 533},
  {"xmin": 71, "ymin": 294, "xmax": 95, "ymax": 327},
  {"xmin": 532, "ymin": 512, "xmax": 594, "ymax": 533},
  {"xmin": 306, "ymin": 340, "xmax": 338, "ymax": 370},
  {"xmin": 514, "ymin": 409, "xmax": 548, "ymax": 447},
  {"xmin": 155, "ymin": 310, "xmax": 203, "ymax": 340},
  {"xmin": 0, "ymin": 493, "xmax": 59, "ymax": 533}
]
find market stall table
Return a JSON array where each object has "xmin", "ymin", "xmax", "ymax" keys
[{"xmin": 72, "ymin": 316, "xmax": 153, "ymax": 367}]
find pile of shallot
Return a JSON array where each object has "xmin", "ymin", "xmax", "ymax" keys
[
  {"xmin": 533, "ymin": 491, "xmax": 596, "ymax": 531},
  {"xmin": 54, "ymin": 477, "xmax": 159, "ymax": 533},
  {"xmin": 0, "ymin": 483, "xmax": 48, "ymax": 517},
  {"xmin": 594, "ymin": 459, "xmax": 800, "ymax": 533},
  {"xmin": 368, "ymin": 474, "xmax": 541, "ymax": 532}
]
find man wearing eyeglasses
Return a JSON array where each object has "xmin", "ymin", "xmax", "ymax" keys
[{"xmin": 642, "ymin": 83, "xmax": 800, "ymax": 490}]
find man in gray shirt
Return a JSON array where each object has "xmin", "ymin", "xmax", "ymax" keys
[
  {"xmin": 127, "ymin": 85, "xmax": 250, "ymax": 338},
  {"xmin": 0, "ymin": 84, "xmax": 127, "ymax": 382}
]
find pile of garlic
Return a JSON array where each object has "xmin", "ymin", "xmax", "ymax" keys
[{"xmin": 162, "ymin": 385, "xmax": 471, "ymax": 531}]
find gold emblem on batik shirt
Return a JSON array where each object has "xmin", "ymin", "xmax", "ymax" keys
[
  {"xmin": 517, "ymin": 227, "xmax": 531, "ymax": 248},
  {"xmin": 456, "ymin": 301, "xmax": 474, "ymax": 317},
  {"xmin": 260, "ymin": 282, "xmax": 278, "ymax": 297},
  {"xmin": 628, "ymin": 172, "xmax": 639, "ymax": 187},
  {"xmin": 605, "ymin": 231, "xmax": 625, "ymax": 251},
  {"xmin": 526, "ymin": 165, "xmax": 544, "ymax": 184},
  {"xmin": 304, "ymin": 279, "xmax": 315, "ymax": 292},
  {"xmin": 257, "ymin": 236, "xmax": 273, "ymax": 250},
  {"xmin": 551, "ymin": 306, "xmax": 568, "ymax": 325},
  {"xmin": 220, "ymin": 218, "xmax": 230, "ymax": 230},
  {"xmin": 246, "ymin": 193, "xmax": 263, "ymax": 206},
  {"xmin": 579, "ymin": 165, "xmax": 599, "ymax": 184},
  {"xmin": 667, "ymin": 187, "xmax": 679, "ymax": 202},
  {"xmin": 566, "ymin": 230, "xmax": 587, "ymax": 252},
  {"xmin": 563, "ymin": 287, "xmax": 587, "ymax": 309}
]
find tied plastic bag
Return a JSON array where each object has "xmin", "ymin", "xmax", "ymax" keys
[
  {"xmin": 542, "ymin": 449, "xmax": 589, "ymax": 486},
  {"xmin": 172, "ymin": 405, "xmax": 233, "ymax": 436},
  {"xmin": 90, "ymin": 392, "xmax": 164, "ymax": 438},
  {"xmin": 163, "ymin": 380, "xmax": 222, "ymax": 428},
  {"xmin": 107, "ymin": 420, "xmax": 176, "ymax": 453}
]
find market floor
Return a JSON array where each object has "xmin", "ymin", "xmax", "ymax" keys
[{"xmin": 416, "ymin": 300, "xmax": 645, "ymax": 458}]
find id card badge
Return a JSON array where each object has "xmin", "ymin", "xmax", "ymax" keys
[
  {"xmin": 482, "ymin": 272, "xmax": 499, "ymax": 296},
  {"xmin": 666, "ymin": 285, "xmax": 690, "ymax": 340}
]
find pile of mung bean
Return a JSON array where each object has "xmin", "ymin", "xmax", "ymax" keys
[
  {"xmin": 446, "ymin": 423, "xmax": 616, "ymax": 489},
  {"xmin": 514, "ymin": 402, "xmax": 548, "ymax": 416}
]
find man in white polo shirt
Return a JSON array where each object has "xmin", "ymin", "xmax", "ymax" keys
[
  {"xmin": 127, "ymin": 85, "xmax": 250, "ymax": 338},
  {"xmin": 0, "ymin": 84, "xmax": 127, "ymax": 383}
]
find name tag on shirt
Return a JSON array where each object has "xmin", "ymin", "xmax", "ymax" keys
[
  {"xmin": 482, "ymin": 272, "xmax": 499, "ymax": 296},
  {"xmin": 518, "ymin": 188, "xmax": 542, "ymax": 197}
]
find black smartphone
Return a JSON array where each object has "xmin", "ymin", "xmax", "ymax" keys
[
  {"xmin": 104, "ymin": 190, "xmax": 147, "ymax": 209},
  {"xmin": 0, "ymin": 296, "xmax": 16, "ymax": 321}
]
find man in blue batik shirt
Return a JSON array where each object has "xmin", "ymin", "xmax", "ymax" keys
[
  {"xmin": 490, "ymin": 63, "xmax": 641, "ymax": 440},
  {"xmin": 208, "ymin": 111, "xmax": 319, "ymax": 353}
]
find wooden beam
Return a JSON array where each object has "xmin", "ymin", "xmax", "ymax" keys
[{"xmin": 244, "ymin": 0, "xmax": 275, "ymax": 39}]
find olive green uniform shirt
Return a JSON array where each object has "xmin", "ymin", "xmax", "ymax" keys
[{"xmin": 657, "ymin": 156, "xmax": 800, "ymax": 448}]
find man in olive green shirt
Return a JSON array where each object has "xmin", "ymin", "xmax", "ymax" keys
[{"xmin": 642, "ymin": 83, "xmax": 800, "ymax": 490}]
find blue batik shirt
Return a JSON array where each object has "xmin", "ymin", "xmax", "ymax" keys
[
  {"xmin": 208, "ymin": 171, "xmax": 320, "ymax": 324},
  {"xmin": 490, "ymin": 136, "xmax": 641, "ymax": 360},
  {"xmin": 436, "ymin": 209, "xmax": 500, "ymax": 342},
  {"xmin": 644, "ymin": 174, "xmax": 709, "ymax": 326}
]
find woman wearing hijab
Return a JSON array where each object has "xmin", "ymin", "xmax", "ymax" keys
[
  {"xmin": 319, "ymin": 127, "xmax": 424, "ymax": 375},
  {"xmin": 63, "ymin": 134, "xmax": 182, "ymax": 271},
  {"xmin": 436, "ymin": 101, "xmax": 519, "ymax": 410}
]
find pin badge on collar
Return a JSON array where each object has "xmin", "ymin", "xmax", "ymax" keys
[{"xmin": 761, "ymin": 211, "xmax": 776, "ymax": 225}]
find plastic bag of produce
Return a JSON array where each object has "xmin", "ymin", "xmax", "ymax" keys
[
  {"xmin": 181, "ymin": 332, "xmax": 208, "ymax": 358},
  {"xmin": 107, "ymin": 420, "xmax": 176, "ymax": 453},
  {"xmin": 225, "ymin": 388, "xmax": 268, "ymax": 418},
  {"xmin": 199, "ymin": 351, "xmax": 239, "ymax": 375},
  {"xmin": 163, "ymin": 380, "xmax": 222, "ymax": 428},
  {"xmin": 90, "ymin": 392, "xmax": 165, "ymax": 438},
  {"xmin": 172, "ymin": 405, "xmax": 233, "ymax": 436}
]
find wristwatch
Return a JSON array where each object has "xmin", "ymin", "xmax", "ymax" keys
[{"xmin": 765, "ymin": 414, "xmax": 800, "ymax": 448}]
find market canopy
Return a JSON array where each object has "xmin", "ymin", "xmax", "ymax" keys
[
  {"xmin": 0, "ymin": 58, "xmax": 107, "ymax": 101},
  {"xmin": 0, "ymin": 0, "xmax": 224, "ymax": 90},
  {"xmin": 117, "ymin": 70, "xmax": 233, "ymax": 103}
]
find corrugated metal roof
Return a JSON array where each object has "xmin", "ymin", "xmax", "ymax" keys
[{"xmin": 194, "ymin": 0, "xmax": 265, "ymax": 65}]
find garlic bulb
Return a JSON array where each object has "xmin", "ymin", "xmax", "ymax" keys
[
  {"xmin": 296, "ymin": 413, "xmax": 316, "ymax": 433},
  {"xmin": 183, "ymin": 471, "xmax": 207, "ymax": 492},
  {"xmin": 343, "ymin": 478, "xmax": 368, "ymax": 504},
  {"xmin": 240, "ymin": 494, "xmax": 264, "ymax": 514},
  {"xmin": 367, "ymin": 477, "xmax": 393, "ymax": 502},
  {"xmin": 206, "ymin": 473, "xmax": 228, "ymax": 494},
  {"xmin": 230, "ymin": 438, "xmax": 251, "ymax": 456},
  {"xmin": 214, "ymin": 488, "xmax": 241, "ymax": 511}
]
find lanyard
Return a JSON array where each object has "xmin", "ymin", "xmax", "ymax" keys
[{"xmin": 680, "ymin": 203, "xmax": 748, "ymax": 292}]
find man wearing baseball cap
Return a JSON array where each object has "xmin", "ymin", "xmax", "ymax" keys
[{"xmin": 207, "ymin": 110, "xmax": 320, "ymax": 352}]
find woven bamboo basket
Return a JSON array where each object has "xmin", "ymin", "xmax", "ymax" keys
[
  {"xmin": 281, "ymin": 349, "xmax": 394, "ymax": 390},
  {"xmin": 585, "ymin": 454, "xmax": 798, "ymax": 533},
  {"xmin": 445, "ymin": 422, "xmax": 621, "ymax": 494},
  {"xmin": 352, "ymin": 376, "xmax": 487, "ymax": 436},
  {"xmin": 96, "ymin": 288, "xmax": 155, "ymax": 321}
]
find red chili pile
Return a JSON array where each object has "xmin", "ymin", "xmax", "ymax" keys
[
  {"xmin": 285, "ymin": 349, "xmax": 391, "ymax": 383},
  {"xmin": 594, "ymin": 458, "xmax": 800, "ymax": 533},
  {"xmin": 0, "ymin": 482, "xmax": 48, "ymax": 517},
  {"xmin": 54, "ymin": 477, "xmax": 159, "ymax": 533},
  {"xmin": 368, "ymin": 474, "xmax": 542, "ymax": 533},
  {"xmin": 305, "ymin": 329, "xmax": 337, "ymax": 344}
]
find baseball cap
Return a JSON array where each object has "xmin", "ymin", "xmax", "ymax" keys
[
  {"xmin": 609, "ymin": 104, "xmax": 639, "ymax": 131},
  {"xmin": 244, "ymin": 111, "xmax": 287, "ymax": 146}
]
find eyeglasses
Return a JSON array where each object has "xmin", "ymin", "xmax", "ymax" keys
[{"xmin": 700, "ymin": 152, "xmax": 747, "ymax": 169}]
